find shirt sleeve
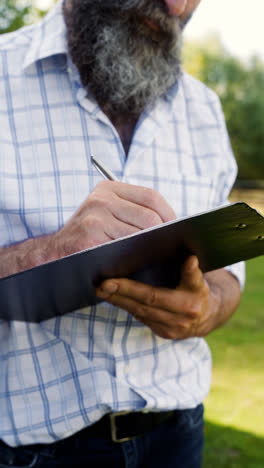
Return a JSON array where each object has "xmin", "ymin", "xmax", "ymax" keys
[{"xmin": 211, "ymin": 95, "xmax": 246, "ymax": 290}]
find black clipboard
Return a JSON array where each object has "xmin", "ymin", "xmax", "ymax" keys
[{"xmin": 0, "ymin": 202, "xmax": 263, "ymax": 322}]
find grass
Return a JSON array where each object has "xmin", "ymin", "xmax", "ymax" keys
[
  {"xmin": 203, "ymin": 256, "xmax": 264, "ymax": 467},
  {"xmin": 203, "ymin": 422, "xmax": 264, "ymax": 468}
]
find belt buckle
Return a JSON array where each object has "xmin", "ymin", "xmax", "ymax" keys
[{"xmin": 110, "ymin": 411, "xmax": 133, "ymax": 443}]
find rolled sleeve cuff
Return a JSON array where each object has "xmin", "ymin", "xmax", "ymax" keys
[{"xmin": 224, "ymin": 261, "xmax": 246, "ymax": 290}]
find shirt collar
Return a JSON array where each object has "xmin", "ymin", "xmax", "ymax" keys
[{"xmin": 23, "ymin": 0, "xmax": 67, "ymax": 71}]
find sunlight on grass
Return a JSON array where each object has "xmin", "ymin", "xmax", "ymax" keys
[
  {"xmin": 203, "ymin": 256, "xmax": 264, "ymax": 466},
  {"xmin": 230, "ymin": 189, "xmax": 264, "ymax": 215}
]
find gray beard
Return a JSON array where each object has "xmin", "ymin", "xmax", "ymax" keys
[{"xmin": 63, "ymin": 0, "xmax": 183, "ymax": 118}]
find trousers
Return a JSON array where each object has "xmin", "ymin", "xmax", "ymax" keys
[{"xmin": 0, "ymin": 404, "xmax": 204, "ymax": 468}]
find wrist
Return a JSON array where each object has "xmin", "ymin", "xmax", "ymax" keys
[
  {"xmin": 198, "ymin": 276, "xmax": 222, "ymax": 337},
  {"xmin": 1, "ymin": 233, "xmax": 61, "ymax": 278},
  {"xmin": 202, "ymin": 269, "xmax": 241, "ymax": 335},
  {"xmin": 18, "ymin": 234, "xmax": 58, "ymax": 271},
  {"xmin": 208, "ymin": 281, "xmax": 223, "ymax": 331}
]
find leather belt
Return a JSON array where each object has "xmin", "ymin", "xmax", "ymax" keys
[
  {"xmin": 0, "ymin": 410, "xmax": 177, "ymax": 464},
  {"xmin": 84, "ymin": 410, "xmax": 175, "ymax": 443}
]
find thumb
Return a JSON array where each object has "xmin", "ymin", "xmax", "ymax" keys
[{"xmin": 180, "ymin": 255, "xmax": 204, "ymax": 291}]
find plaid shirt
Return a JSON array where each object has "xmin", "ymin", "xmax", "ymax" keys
[{"xmin": 0, "ymin": 1, "xmax": 244, "ymax": 446}]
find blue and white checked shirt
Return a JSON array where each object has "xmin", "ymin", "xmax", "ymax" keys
[{"xmin": 0, "ymin": 1, "xmax": 245, "ymax": 447}]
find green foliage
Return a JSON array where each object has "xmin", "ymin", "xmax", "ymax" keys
[
  {"xmin": 184, "ymin": 36, "xmax": 264, "ymax": 180},
  {"xmin": 1, "ymin": 0, "xmax": 30, "ymax": 33},
  {"xmin": 0, "ymin": 0, "xmax": 48, "ymax": 34}
]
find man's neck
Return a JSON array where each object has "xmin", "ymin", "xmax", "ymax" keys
[
  {"xmin": 104, "ymin": 110, "xmax": 140, "ymax": 156},
  {"xmin": 115, "ymin": 119, "xmax": 138, "ymax": 156}
]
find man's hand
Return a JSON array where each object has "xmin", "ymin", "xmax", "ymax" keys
[
  {"xmin": 53, "ymin": 180, "xmax": 176, "ymax": 256},
  {"xmin": 0, "ymin": 181, "xmax": 176, "ymax": 278},
  {"xmin": 95, "ymin": 255, "xmax": 241, "ymax": 339}
]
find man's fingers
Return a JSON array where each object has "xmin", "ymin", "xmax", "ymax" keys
[
  {"xmin": 100, "ymin": 181, "xmax": 176, "ymax": 223},
  {"xmin": 96, "ymin": 278, "xmax": 200, "ymax": 316},
  {"xmin": 96, "ymin": 283, "xmax": 187, "ymax": 330},
  {"xmin": 180, "ymin": 256, "xmax": 204, "ymax": 291},
  {"xmin": 103, "ymin": 213, "xmax": 142, "ymax": 239},
  {"xmin": 110, "ymin": 195, "xmax": 164, "ymax": 230},
  {"xmin": 95, "ymin": 280, "xmax": 201, "ymax": 340}
]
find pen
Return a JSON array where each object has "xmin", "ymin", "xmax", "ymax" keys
[{"xmin": 91, "ymin": 156, "xmax": 119, "ymax": 182}]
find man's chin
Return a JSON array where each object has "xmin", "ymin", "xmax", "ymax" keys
[{"xmin": 63, "ymin": 0, "xmax": 182, "ymax": 117}]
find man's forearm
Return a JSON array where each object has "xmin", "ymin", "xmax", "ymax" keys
[
  {"xmin": 203, "ymin": 269, "xmax": 242, "ymax": 335},
  {"xmin": 0, "ymin": 235, "xmax": 59, "ymax": 279}
]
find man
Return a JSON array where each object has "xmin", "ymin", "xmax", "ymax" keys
[{"xmin": 0, "ymin": 0, "xmax": 244, "ymax": 466}]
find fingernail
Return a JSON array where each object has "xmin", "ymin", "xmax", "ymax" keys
[
  {"xmin": 189, "ymin": 257, "xmax": 199, "ymax": 271},
  {"xmin": 97, "ymin": 281, "xmax": 119, "ymax": 298}
]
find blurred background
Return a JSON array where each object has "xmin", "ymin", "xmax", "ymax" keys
[{"xmin": 1, "ymin": 1, "xmax": 264, "ymax": 466}]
